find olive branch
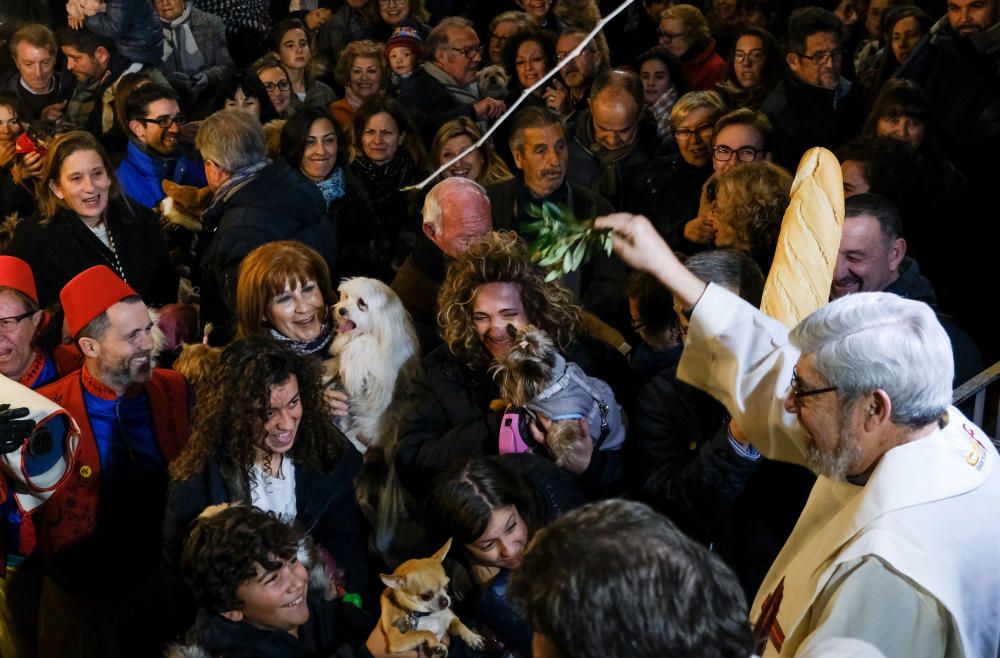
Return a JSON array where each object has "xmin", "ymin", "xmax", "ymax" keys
[{"xmin": 522, "ymin": 202, "xmax": 613, "ymax": 282}]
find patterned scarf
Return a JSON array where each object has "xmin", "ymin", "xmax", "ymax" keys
[
  {"xmin": 162, "ymin": 4, "xmax": 205, "ymax": 73},
  {"xmin": 315, "ymin": 167, "xmax": 346, "ymax": 207},
  {"xmin": 269, "ymin": 322, "xmax": 333, "ymax": 357},
  {"xmin": 422, "ymin": 62, "xmax": 479, "ymax": 106}
]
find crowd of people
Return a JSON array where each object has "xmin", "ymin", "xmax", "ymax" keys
[{"xmin": 0, "ymin": 0, "xmax": 998, "ymax": 656}]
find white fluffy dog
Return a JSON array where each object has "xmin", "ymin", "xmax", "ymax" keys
[
  {"xmin": 325, "ymin": 277, "xmax": 419, "ymax": 454},
  {"xmin": 325, "ymin": 277, "xmax": 421, "ymax": 559}
]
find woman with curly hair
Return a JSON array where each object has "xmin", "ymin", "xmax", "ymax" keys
[
  {"xmin": 328, "ymin": 40, "xmax": 387, "ymax": 133},
  {"xmin": 396, "ymin": 230, "xmax": 629, "ymax": 500},
  {"xmin": 709, "ymin": 160, "xmax": 792, "ymax": 272},
  {"xmin": 162, "ymin": 336, "xmax": 367, "ymax": 609}
]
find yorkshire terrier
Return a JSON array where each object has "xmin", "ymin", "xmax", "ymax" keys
[{"xmin": 490, "ymin": 325, "xmax": 626, "ymax": 467}]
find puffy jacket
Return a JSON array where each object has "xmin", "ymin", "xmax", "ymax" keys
[
  {"xmin": 116, "ymin": 140, "xmax": 207, "ymax": 208},
  {"xmin": 84, "ymin": 0, "xmax": 164, "ymax": 65}
]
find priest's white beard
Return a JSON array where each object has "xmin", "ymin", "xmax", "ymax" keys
[{"xmin": 805, "ymin": 406, "xmax": 863, "ymax": 481}]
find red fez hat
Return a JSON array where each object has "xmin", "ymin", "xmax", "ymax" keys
[
  {"xmin": 0, "ymin": 256, "xmax": 39, "ymax": 304},
  {"xmin": 60, "ymin": 266, "xmax": 139, "ymax": 337}
]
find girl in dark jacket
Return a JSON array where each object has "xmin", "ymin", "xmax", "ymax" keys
[
  {"xmin": 7, "ymin": 131, "xmax": 177, "ymax": 307},
  {"xmin": 424, "ymin": 455, "xmax": 584, "ymax": 657}
]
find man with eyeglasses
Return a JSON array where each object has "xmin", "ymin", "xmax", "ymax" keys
[
  {"xmin": 399, "ymin": 16, "xmax": 506, "ymax": 141},
  {"xmin": 597, "ymin": 211, "xmax": 1000, "ymax": 658},
  {"xmin": 116, "ymin": 83, "xmax": 207, "ymax": 207},
  {"xmin": 760, "ymin": 7, "xmax": 864, "ymax": 170}
]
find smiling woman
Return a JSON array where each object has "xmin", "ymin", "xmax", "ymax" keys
[
  {"xmin": 164, "ymin": 336, "xmax": 368, "ymax": 632},
  {"xmin": 6, "ymin": 131, "xmax": 177, "ymax": 307}
]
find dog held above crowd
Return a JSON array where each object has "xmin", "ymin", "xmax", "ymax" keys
[{"xmin": 0, "ymin": 0, "xmax": 998, "ymax": 656}]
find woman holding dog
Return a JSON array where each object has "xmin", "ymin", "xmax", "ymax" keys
[
  {"xmin": 163, "ymin": 336, "xmax": 368, "ymax": 631},
  {"xmin": 396, "ymin": 231, "xmax": 630, "ymax": 500},
  {"xmin": 425, "ymin": 455, "xmax": 583, "ymax": 656}
]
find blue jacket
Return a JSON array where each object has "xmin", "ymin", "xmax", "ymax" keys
[{"xmin": 116, "ymin": 140, "xmax": 207, "ymax": 207}]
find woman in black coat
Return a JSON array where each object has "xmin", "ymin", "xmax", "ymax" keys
[{"xmin": 7, "ymin": 131, "xmax": 177, "ymax": 307}]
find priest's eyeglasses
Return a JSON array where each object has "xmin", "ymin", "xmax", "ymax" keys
[{"xmin": 790, "ymin": 367, "xmax": 838, "ymax": 399}]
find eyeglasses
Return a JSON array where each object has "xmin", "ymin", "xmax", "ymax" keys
[
  {"xmin": 674, "ymin": 123, "xmax": 715, "ymax": 141},
  {"xmin": 262, "ymin": 80, "xmax": 290, "ymax": 92},
  {"xmin": 135, "ymin": 114, "xmax": 185, "ymax": 129},
  {"xmin": 713, "ymin": 145, "xmax": 763, "ymax": 162},
  {"xmin": 796, "ymin": 48, "xmax": 844, "ymax": 64},
  {"xmin": 657, "ymin": 30, "xmax": 687, "ymax": 42},
  {"xmin": 733, "ymin": 49, "xmax": 766, "ymax": 64},
  {"xmin": 790, "ymin": 366, "xmax": 839, "ymax": 399},
  {"xmin": 450, "ymin": 43, "xmax": 484, "ymax": 59},
  {"xmin": 378, "ymin": 0, "xmax": 405, "ymax": 5},
  {"xmin": 0, "ymin": 310, "xmax": 36, "ymax": 333}
]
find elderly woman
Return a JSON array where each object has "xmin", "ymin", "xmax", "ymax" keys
[
  {"xmin": 710, "ymin": 160, "xmax": 792, "ymax": 272},
  {"xmin": 7, "ymin": 131, "xmax": 176, "ymax": 307},
  {"xmin": 328, "ymin": 40, "xmax": 387, "ymax": 133},
  {"xmin": 631, "ymin": 90, "xmax": 727, "ymax": 248},
  {"xmin": 488, "ymin": 10, "xmax": 535, "ymax": 65},
  {"xmin": 658, "ymin": 4, "xmax": 726, "ymax": 91},
  {"xmin": 155, "ymin": 0, "xmax": 234, "ymax": 105},
  {"xmin": 430, "ymin": 117, "xmax": 512, "ymax": 186},
  {"xmin": 716, "ymin": 27, "xmax": 782, "ymax": 109},
  {"xmin": 163, "ymin": 336, "xmax": 367, "ymax": 619},
  {"xmin": 425, "ymin": 456, "xmax": 583, "ymax": 656},
  {"xmin": 397, "ymin": 231, "xmax": 628, "ymax": 500},
  {"xmin": 236, "ymin": 240, "xmax": 335, "ymax": 358},
  {"xmin": 272, "ymin": 18, "xmax": 338, "ymax": 110}
]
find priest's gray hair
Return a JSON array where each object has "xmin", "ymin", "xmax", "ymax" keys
[{"xmin": 790, "ymin": 292, "xmax": 953, "ymax": 428}]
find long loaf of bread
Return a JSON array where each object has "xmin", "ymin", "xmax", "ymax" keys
[{"xmin": 760, "ymin": 147, "xmax": 844, "ymax": 327}]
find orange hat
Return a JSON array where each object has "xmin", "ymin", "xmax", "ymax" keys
[
  {"xmin": 0, "ymin": 256, "xmax": 39, "ymax": 304},
  {"xmin": 60, "ymin": 266, "xmax": 138, "ymax": 337}
]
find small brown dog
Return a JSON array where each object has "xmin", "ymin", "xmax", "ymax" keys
[
  {"xmin": 160, "ymin": 180, "xmax": 212, "ymax": 232},
  {"xmin": 379, "ymin": 540, "xmax": 483, "ymax": 656}
]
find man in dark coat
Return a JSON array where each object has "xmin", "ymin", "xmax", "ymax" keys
[
  {"xmin": 3, "ymin": 24, "xmax": 75, "ymax": 122},
  {"xmin": 398, "ymin": 16, "xmax": 505, "ymax": 141},
  {"xmin": 486, "ymin": 106, "xmax": 627, "ymax": 330},
  {"xmin": 195, "ymin": 110, "xmax": 332, "ymax": 340},
  {"xmin": 760, "ymin": 7, "xmax": 865, "ymax": 170}
]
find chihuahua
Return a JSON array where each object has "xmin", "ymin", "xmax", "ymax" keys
[{"xmin": 379, "ymin": 540, "xmax": 484, "ymax": 656}]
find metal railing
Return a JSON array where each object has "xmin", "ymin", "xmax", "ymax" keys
[{"xmin": 953, "ymin": 360, "xmax": 1000, "ymax": 439}]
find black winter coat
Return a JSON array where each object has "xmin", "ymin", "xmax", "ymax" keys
[
  {"xmin": 628, "ymin": 155, "xmax": 710, "ymax": 253},
  {"xmin": 7, "ymin": 195, "xmax": 177, "ymax": 307},
  {"xmin": 396, "ymin": 340, "xmax": 631, "ymax": 500},
  {"xmin": 760, "ymin": 72, "xmax": 866, "ymax": 171},
  {"xmin": 197, "ymin": 161, "xmax": 332, "ymax": 336},
  {"xmin": 397, "ymin": 67, "xmax": 477, "ymax": 142}
]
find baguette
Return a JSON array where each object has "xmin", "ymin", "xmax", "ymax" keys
[{"xmin": 760, "ymin": 147, "xmax": 844, "ymax": 327}]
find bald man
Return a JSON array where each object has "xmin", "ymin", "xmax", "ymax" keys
[
  {"xmin": 566, "ymin": 69, "xmax": 652, "ymax": 210},
  {"xmin": 391, "ymin": 177, "xmax": 493, "ymax": 351}
]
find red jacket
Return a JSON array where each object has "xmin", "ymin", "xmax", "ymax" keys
[
  {"xmin": 33, "ymin": 367, "xmax": 190, "ymax": 558},
  {"xmin": 681, "ymin": 38, "xmax": 727, "ymax": 91}
]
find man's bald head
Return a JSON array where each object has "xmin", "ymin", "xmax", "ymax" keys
[
  {"xmin": 422, "ymin": 178, "xmax": 494, "ymax": 258},
  {"xmin": 589, "ymin": 70, "xmax": 641, "ymax": 151}
]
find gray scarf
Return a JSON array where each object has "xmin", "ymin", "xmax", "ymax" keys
[
  {"xmin": 422, "ymin": 62, "xmax": 479, "ymax": 106},
  {"xmin": 162, "ymin": 4, "xmax": 205, "ymax": 73}
]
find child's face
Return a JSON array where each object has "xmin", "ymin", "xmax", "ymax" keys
[
  {"xmin": 231, "ymin": 556, "xmax": 310, "ymax": 633},
  {"xmin": 389, "ymin": 47, "xmax": 414, "ymax": 75}
]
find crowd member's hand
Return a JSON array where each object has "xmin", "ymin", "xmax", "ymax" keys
[
  {"xmin": 0, "ymin": 404, "xmax": 36, "ymax": 455},
  {"xmin": 683, "ymin": 214, "xmax": 716, "ymax": 244},
  {"xmin": 41, "ymin": 100, "xmax": 67, "ymax": 122},
  {"xmin": 167, "ymin": 70, "xmax": 193, "ymax": 92},
  {"xmin": 190, "ymin": 72, "xmax": 209, "ymax": 95},
  {"xmin": 68, "ymin": 15, "xmax": 85, "ymax": 30},
  {"xmin": 473, "ymin": 97, "xmax": 506, "ymax": 120},
  {"xmin": 13, "ymin": 151, "xmax": 45, "ymax": 185},
  {"xmin": 529, "ymin": 413, "xmax": 593, "ymax": 476},
  {"xmin": 595, "ymin": 213, "xmax": 676, "ymax": 276},
  {"xmin": 543, "ymin": 79, "xmax": 570, "ymax": 116},
  {"xmin": 325, "ymin": 388, "xmax": 349, "ymax": 417},
  {"xmin": 305, "ymin": 7, "xmax": 332, "ymax": 30},
  {"xmin": 366, "ymin": 624, "xmax": 449, "ymax": 658}
]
